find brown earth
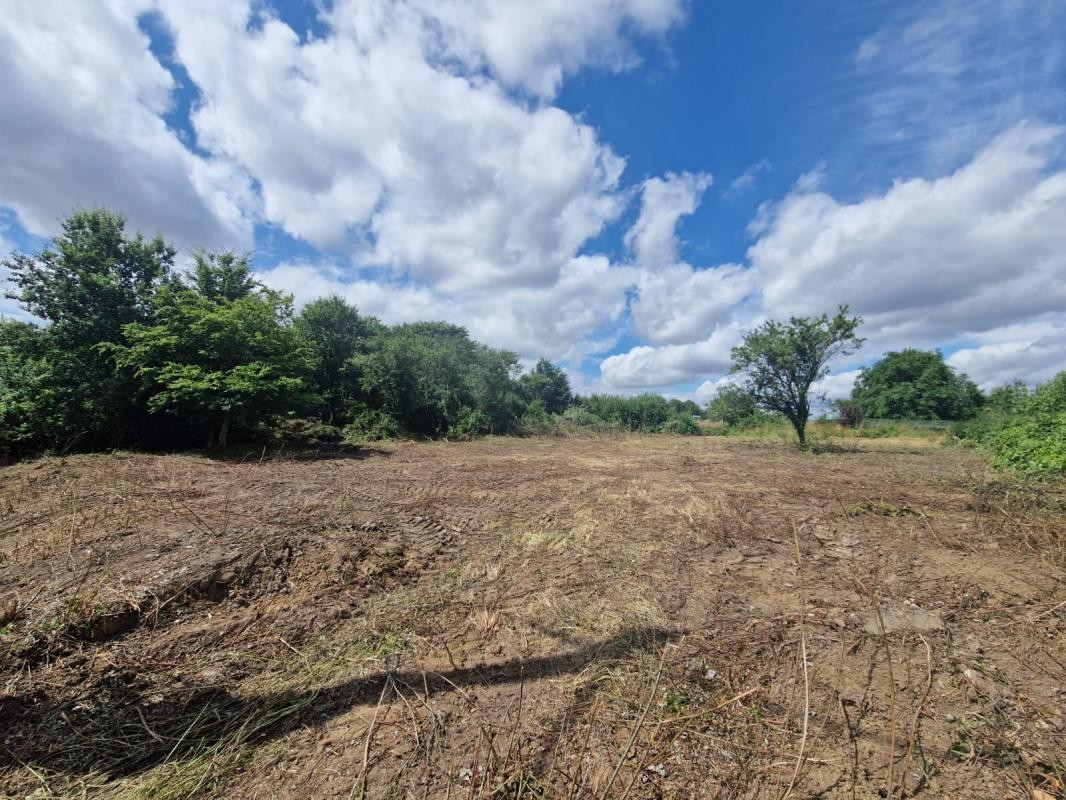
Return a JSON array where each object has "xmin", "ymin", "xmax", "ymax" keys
[{"xmin": 0, "ymin": 435, "xmax": 1063, "ymax": 799}]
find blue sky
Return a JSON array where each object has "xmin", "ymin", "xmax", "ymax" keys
[{"xmin": 3, "ymin": 0, "xmax": 1066, "ymax": 400}]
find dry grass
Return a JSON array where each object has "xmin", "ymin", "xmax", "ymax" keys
[{"xmin": 0, "ymin": 435, "xmax": 1063, "ymax": 798}]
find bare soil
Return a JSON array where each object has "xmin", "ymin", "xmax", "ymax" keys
[{"xmin": 0, "ymin": 435, "xmax": 1063, "ymax": 799}]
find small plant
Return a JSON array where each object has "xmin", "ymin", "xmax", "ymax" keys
[{"xmin": 662, "ymin": 688, "xmax": 692, "ymax": 713}]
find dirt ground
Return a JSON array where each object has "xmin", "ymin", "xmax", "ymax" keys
[{"xmin": 0, "ymin": 435, "xmax": 1063, "ymax": 799}]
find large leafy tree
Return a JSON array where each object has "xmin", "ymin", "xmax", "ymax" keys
[
  {"xmin": 2, "ymin": 209, "xmax": 175, "ymax": 447},
  {"xmin": 730, "ymin": 307, "xmax": 864, "ymax": 445},
  {"xmin": 851, "ymin": 349, "xmax": 983, "ymax": 420},
  {"xmin": 114, "ymin": 285, "xmax": 314, "ymax": 447},
  {"xmin": 188, "ymin": 251, "xmax": 256, "ymax": 302},
  {"xmin": 518, "ymin": 359, "xmax": 573, "ymax": 414},
  {"xmin": 350, "ymin": 322, "xmax": 524, "ymax": 436},
  {"xmin": 705, "ymin": 384, "xmax": 760, "ymax": 427},
  {"xmin": 4, "ymin": 209, "xmax": 174, "ymax": 344},
  {"xmin": 0, "ymin": 320, "xmax": 56, "ymax": 455},
  {"xmin": 295, "ymin": 296, "xmax": 380, "ymax": 421}
]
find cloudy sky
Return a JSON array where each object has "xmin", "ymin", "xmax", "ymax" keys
[{"xmin": 2, "ymin": 0, "xmax": 1065, "ymax": 400}]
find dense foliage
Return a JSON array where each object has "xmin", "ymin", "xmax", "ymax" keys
[
  {"xmin": 705, "ymin": 384, "xmax": 764, "ymax": 428},
  {"xmin": 0, "ymin": 209, "xmax": 707, "ymax": 457},
  {"xmin": 3, "ymin": 209, "xmax": 175, "ymax": 450},
  {"xmin": 851, "ymin": 349, "xmax": 982, "ymax": 420},
  {"xmin": 958, "ymin": 372, "xmax": 1066, "ymax": 473},
  {"xmin": 730, "ymin": 307, "xmax": 864, "ymax": 445},
  {"xmin": 573, "ymin": 394, "xmax": 701, "ymax": 433}
]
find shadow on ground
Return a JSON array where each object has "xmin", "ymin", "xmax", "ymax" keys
[{"xmin": 0, "ymin": 626, "xmax": 678, "ymax": 782}]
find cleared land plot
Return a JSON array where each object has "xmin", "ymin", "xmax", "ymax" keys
[{"xmin": 0, "ymin": 436, "xmax": 1063, "ymax": 798}]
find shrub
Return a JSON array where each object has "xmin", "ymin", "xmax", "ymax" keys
[
  {"xmin": 575, "ymin": 394, "xmax": 673, "ymax": 432},
  {"xmin": 269, "ymin": 417, "xmax": 344, "ymax": 447},
  {"xmin": 988, "ymin": 373, "xmax": 1066, "ymax": 473},
  {"xmin": 345, "ymin": 408, "xmax": 403, "ymax": 441},
  {"xmin": 560, "ymin": 406, "xmax": 620, "ymax": 433},
  {"xmin": 450, "ymin": 407, "xmax": 493, "ymax": 438},
  {"xmin": 659, "ymin": 414, "xmax": 701, "ymax": 435},
  {"xmin": 833, "ymin": 399, "xmax": 864, "ymax": 428}
]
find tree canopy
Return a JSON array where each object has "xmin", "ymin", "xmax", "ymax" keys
[
  {"xmin": 113, "ymin": 284, "xmax": 314, "ymax": 447},
  {"xmin": 705, "ymin": 384, "xmax": 760, "ymax": 427},
  {"xmin": 518, "ymin": 359, "xmax": 573, "ymax": 414},
  {"xmin": 730, "ymin": 307, "xmax": 864, "ymax": 445},
  {"xmin": 851, "ymin": 349, "xmax": 982, "ymax": 420}
]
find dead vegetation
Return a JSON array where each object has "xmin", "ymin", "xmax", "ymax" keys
[{"xmin": 0, "ymin": 436, "xmax": 1063, "ymax": 798}]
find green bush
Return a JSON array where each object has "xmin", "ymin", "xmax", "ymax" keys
[
  {"xmin": 269, "ymin": 417, "xmax": 344, "ymax": 447},
  {"xmin": 450, "ymin": 407, "xmax": 493, "ymax": 438},
  {"xmin": 344, "ymin": 408, "xmax": 403, "ymax": 442},
  {"xmin": 574, "ymin": 394, "xmax": 674, "ymax": 432},
  {"xmin": 987, "ymin": 373, "xmax": 1066, "ymax": 473},
  {"xmin": 659, "ymin": 414, "xmax": 701, "ymax": 435},
  {"xmin": 560, "ymin": 406, "xmax": 620, "ymax": 433}
]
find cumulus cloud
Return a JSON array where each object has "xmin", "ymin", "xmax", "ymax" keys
[
  {"xmin": 600, "ymin": 324, "xmax": 743, "ymax": 389},
  {"xmin": 749, "ymin": 123, "xmax": 1066, "ymax": 348},
  {"xmin": 406, "ymin": 0, "xmax": 687, "ymax": 99},
  {"xmin": 605, "ymin": 122, "xmax": 1066, "ymax": 394},
  {"xmin": 947, "ymin": 320, "xmax": 1066, "ymax": 389},
  {"xmin": 145, "ymin": 0, "xmax": 687, "ymax": 298},
  {"xmin": 3, "ymin": 0, "xmax": 1064, "ymax": 398},
  {"xmin": 625, "ymin": 172, "xmax": 711, "ymax": 268},
  {"xmin": 0, "ymin": 0, "xmax": 254, "ymax": 250},
  {"xmin": 625, "ymin": 172, "xmax": 750, "ymax": 345},
  {"xmin": 258, "ymin": 254, "xmax": 635, "ymax": 362},
  {"xmin": 2, "ymin": 0, "xmax": 689, "ymax": 362}
]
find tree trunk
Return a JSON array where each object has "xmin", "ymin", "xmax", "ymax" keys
[
  {"xmin": 218, "ymin": 414, "xmax": 231, "ymax": 448},
  {"xmin": 791, "ymin": 416, "xmax": 807, "ymax": 447}
]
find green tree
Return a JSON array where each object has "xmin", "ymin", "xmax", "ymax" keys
[
  {"xmin": 518, "ymin": 359, "xmax": 573, "ymax": 414},
  {"xmin": 984, "ymin": 380, "xmax": 1029, "ymax": 415},
  {"xmin": 349, "ymin": 322, "xmax": 525, "ymax": 437},
  {"xmin": 851, "ymin": 349, "xmax": 983, "ymax": 420},
  {"xmin": 2, "ymin": 209, "xmax": 175, "ymax": 447},
  {"xmin": 114, "ymin": 286, "xmax": 314, "ymax": 447},
  {"xmin": 295, "ymin": 296, "xmax": 379, "ymax": 421},
  {"xmin": 730, "ymin": 306, "xmax": 864, "ymax": 446},
  {"xmin": 0, "ymin": 320, "xmax": 55, "ymax": 455},
  {"xmin": 705, "ymin": 384, "xmax": 760, "ymax": 427},
  {"xmin": 188, "ymin": 251, "xmax": 256, "ymax": 301}
]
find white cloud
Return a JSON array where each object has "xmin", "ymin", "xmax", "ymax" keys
[
  {"xmin": 603, "ymin": 122, "xmax": 1066, "ymax": 393},
  {"xmin": 0, "ymin": 0, "xmax": 254, "ymax": 251},
  {"xmin": 854, "ymin": 37, "xmax": 881, "ymax": 65},
  {"xmin": 748, "ymin": 123, "xmax": 1066, "ymax": 350},
  {"xmin": 624, "ymin": 171, "xmax": 711, "ymax": 268},
  {"xmin": 727, "ymin": 159, "xmax": 771, "ymax": 194},
  {"xmin": 630, "ymin": 263, "xmax": 751, "ymax": 345},
  {"xmin": 152, "ymin": 0, "xmax": 643, "ymax": 296},
  {"xmin": 693, "ymin": 375, "xmax": 739, "ymax": 405},
  {"xmin": 599, "ymin": 324, "xmax": 743, "ymax": 389},
  {"xmin": 2, "ymin": 0, "xmax": 688, "ymax": 364},
  {"xmin": 259, "ymin": 254, "xmax": 635, "ymax": 363},
  {"xmin": 405, "ymin": 0, "xmax": 687, "ymax": 99},
  {"xmin": 624, "ymin": 172, "xmax": 751, "ymax": 346},
  {"xmin": 853, "ymin": 0, "xmax": 1066, "ymax": 172},
  {"xmin": 946, "ymin": 319, "xmax": 1066, "ymax": 388},
  {"xmin": 812, "ymin": 369, "xmax": 862, "ymax": 401}
]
